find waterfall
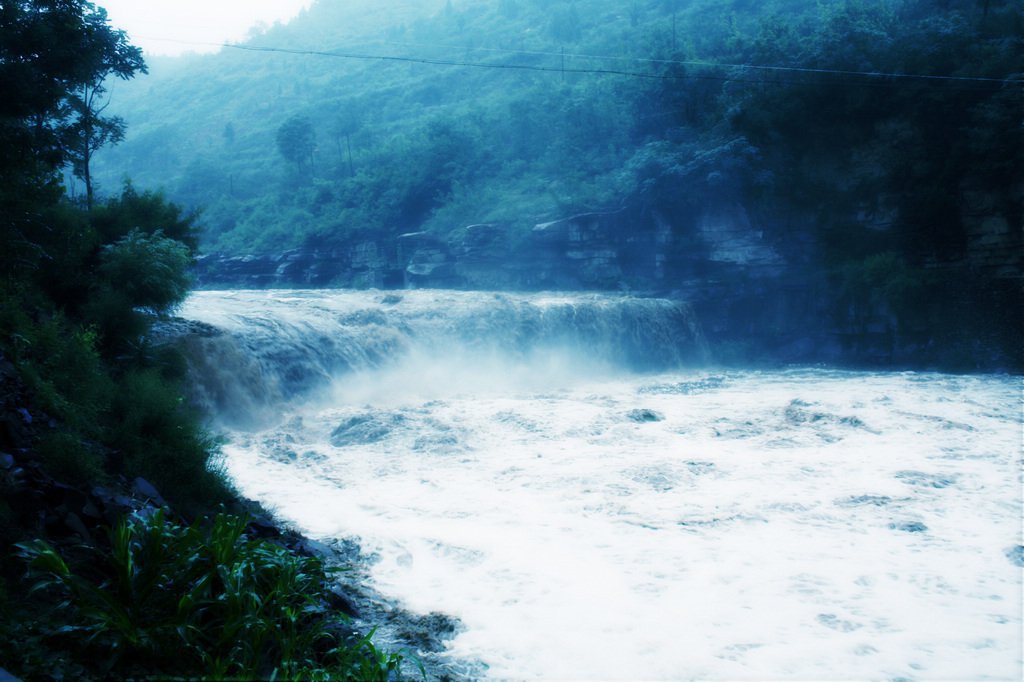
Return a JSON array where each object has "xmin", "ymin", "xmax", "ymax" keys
[{"xmin": 174, "ymin": 289, "xmax": 709, "ymax": 427}]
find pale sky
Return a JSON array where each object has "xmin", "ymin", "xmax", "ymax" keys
[{"xmin": 97, "ymin": 0, "xmax": 313, "ymax": 56}]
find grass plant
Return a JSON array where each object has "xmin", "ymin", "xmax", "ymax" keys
[{"xmin": 14, "ymin": 508, "xmax": 420, "ymax": 681}]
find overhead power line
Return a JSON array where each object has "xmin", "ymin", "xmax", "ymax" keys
[
  {"xmin": 381, "ymin": 38, "xmax": 1017, "ymax": 85},
  {"xmin": 138, "ymin": 35, "xmax": 1018, "ymax": 89}
]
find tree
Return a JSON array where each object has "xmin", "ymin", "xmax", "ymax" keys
[
  {"xmin": 276, "ymin": 115, "xmax": 316, "ymax": 179},
  {"xmin": 63, "ymin": 92, "xmax": 127, "ymax": 210},
  {"xmin": 331, "ymin": 101, "xmax": 364, "ymax": 178},
  {"xmin": 60, "ymin": 4, "xmax": 146, "ymax": 210},
  {"xmin": 0, "ymin": 0, "xmax": 146, "ymax": 275},
  {"xmin": 0, "ymin": 1, "xmax": 235, "ymax": 524},
  {"xmin": 331, "ymin": 102, "xmax": 364, "ymax": 178}
]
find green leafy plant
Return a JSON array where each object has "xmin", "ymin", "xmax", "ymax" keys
[
  {"xmin": 17, "ymin": 508, "xmax": 419, "ymax": 681},
  {"xmin": 104, "ymin": 367, "xmax": 234, "ymax": 511},
  {"xmin": 98, "ymin": 228, "xmax": 194, "ymax": 316}
]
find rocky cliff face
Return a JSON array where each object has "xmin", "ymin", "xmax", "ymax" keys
[
  {"xmin": 194, "ymin": 202, "xmax": 792, "ymax": 289},
  {"xmin": 958, "ymin": 177, "xmax": 1024, "ymax": 279},
  {"xmin": 192, "ymin": 190, "xmax": 1021, "ymax": 370}
]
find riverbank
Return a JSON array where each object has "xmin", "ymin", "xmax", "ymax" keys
[
  {"xmin": 316, "ymin": 534, "xmax": 490, "ymax": 681},
  {"xmin": 0, "ymin": 357, "xmax": 463, "ymax": 680}
]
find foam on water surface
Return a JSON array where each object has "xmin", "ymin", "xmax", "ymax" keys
[{"xmin": 182, "ymin": 291, "xmax": 1023, "ymax": 680}]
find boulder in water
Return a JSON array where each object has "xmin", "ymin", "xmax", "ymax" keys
[{"xmin": 627, "ymin": 408, "xmax": 665, "ymax": 422}]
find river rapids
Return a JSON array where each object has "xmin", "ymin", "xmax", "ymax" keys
[{"xmin": 178, "ymin": 289, "xmax": 1022, "ymax": 681}]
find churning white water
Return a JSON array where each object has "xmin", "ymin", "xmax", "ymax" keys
[{"xmin": 180, "ymin": 290, "xmax": 1023, "ymax": 681}]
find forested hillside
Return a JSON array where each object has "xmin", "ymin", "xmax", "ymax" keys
[
  {"xmin": 90, "ymin": 0, "xmax": 1022, "ymax": 367},
  {"xmin": 93, "ymin": 0, "xmax": 1021, "ymax": 251}
]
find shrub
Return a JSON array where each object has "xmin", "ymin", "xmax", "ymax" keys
[
  {"xmin": 35, "ymin": 430, "xmax": 104, "ymax": 486},
  {"xmin": 16, "ymin": 508, "xmax": 418, "ymax": 681},
  {"xmin": 0, "ymin": 294, "xmax": 111, "ymax": 432},
  {"xmin": 105, "ymin": 368, "xmax": 234, "ymax": 511},
  {"xmin": 90, "ymin": 181, "xmax": 203, "ymax": 253},
  {"xmin": 98, "ymin": 228, "xmax": 194, "ymax": 316}
]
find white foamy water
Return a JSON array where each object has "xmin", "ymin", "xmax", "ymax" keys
[{"xmin": 181, "ymin": 290, "xmax": 1023, "ymax": 681}]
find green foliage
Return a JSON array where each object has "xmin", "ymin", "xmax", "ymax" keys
[
  {"xmin": 276, "ymin": 114, "xmax": 317, "ymax": 178},
  {"xmin": 810, "ymin": 0, "xmax": 896, "ymax": 72},
  {"xmin": 98, "ymin": 229, "xmax": 194, "ymax": 316},
  {"xmin": 14, "ymin": 508, "xmax": 417, "ymax": 681},
  {"xmin": 36, "ymin": 430, "xmax": 105, "ymax": 486},
  {"xmin": 79, "ymin": 286, "xmax": 152, "ymax": 356},
  {"xmin": 547, "ymin": 2, "xmax": 583, "ymax": 43},
  {"xmin": 106, "ymin": 368, "xmax": 234, "ymax": 511},
  {"xmin": 91, "ymin": 180, "xmax": 203, "ymax": 252},
  {"xmin": 0, "ymin": 11, "xmax": 324, "ymax": 677},
  {"xmin": 84, "ymin": 0, "xmax": 1021, "ymax": 266},
  {"xmin": 0, "ymin": 0, "xmax": 146, "ymax": 217},
  {"xmin": 0, "ymin": 287, "xmax": 233, "ymax": 510},
  {"xmin": 0, "ymin": 32, "xmax": 225, "ymax": 514},
  {"xmin": 621, "ymin": 135, "xmax": 772, "ymax": 219},
  {"xmin": 18, "ymin": 181, "xmax": 204, "ymax": 357},
  {"xmin": 126, "ymin": 372, "xmax": 227, "ymax": 506},
  {"xmin": 0, "ymin": 296, "xmax": 110, "ymax": 431}
]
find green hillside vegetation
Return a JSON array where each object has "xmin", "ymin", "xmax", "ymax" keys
[{"xmin": 93, "ymin": 0, "xmax": 1022, "ymax": 273}]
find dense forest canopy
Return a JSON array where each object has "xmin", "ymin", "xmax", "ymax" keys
[{"xmin": 89, "ymin": 0, "xmax": 1021, "ymax": 263}]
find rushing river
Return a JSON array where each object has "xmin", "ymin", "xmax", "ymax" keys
[{"xmin": 180, "ymin": 290, "xmax": 1023, "ymax": 681}]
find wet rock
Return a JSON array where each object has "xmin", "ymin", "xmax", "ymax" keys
[
  {"xmin": 387, "ymin": 611, "xmax": 460, "ymax": 653},
  {"xmin": 63, "ymin": 512, "xmax": 94, "ymax": 544},
  {"xmin": 60, "ymin": 486, "xmax": 89, "ymax": 516},
  {"xmin": 1, "ymin": 412, "xmax": 27, "ymax": 449},
  {"xmin": 627, "ymin": 408, "xmax": 665, "ymax": 422},
  {"xmin": 44, "ymin": 481, "xmax": 73, "ymax": 508},
  {"xmin": 81, "ymin": 499, "xmax": 103, "ymax": 521},
  {"xmin": 296, "ymin": 537, "xmax": 338, "ymax": 561},
  {"xmin": 889, "ymin": 521, "xmax": 928, "ymax": 533},
  {"xmin": 132, "ymin": 477, "xmax": 166, "ymax": 505},
  {"xmin": 247, "ymin": 513, "xmax": 281, "ymax": 539},
  {"xmin": 0, "ymin": 666, "xmax": 23, "ymax": 682},
  {"xmin": 326, "ymin": 586, "xmax": 360, "ymax": 618}
]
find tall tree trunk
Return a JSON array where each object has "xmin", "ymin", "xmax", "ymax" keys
[{"xmin": 83, "ymin": 87, "xmax": 94, "ymax": 210}]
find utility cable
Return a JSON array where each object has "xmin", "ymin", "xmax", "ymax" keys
[
  {"xmin": 134, "ymin": 35, "xmax": 1018, "ymax": 90},
  {"xmin": 381, "ymin": 37, "xmax": 1016, "ymax": 85}
]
